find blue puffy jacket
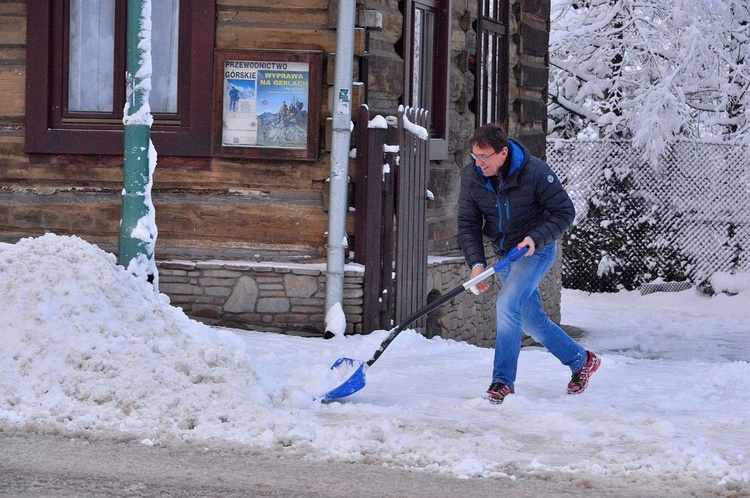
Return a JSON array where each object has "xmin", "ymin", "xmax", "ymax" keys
[{"xmin": 457, "ymin": 139, "xmax": 575, "ymax": 269}]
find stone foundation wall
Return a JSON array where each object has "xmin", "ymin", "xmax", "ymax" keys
[{"xmin": 159, "ymin": 262, "xmax": 365, "ymax": 336}]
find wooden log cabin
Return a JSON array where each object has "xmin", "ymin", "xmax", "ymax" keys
[{"xmin": 0, "ymin": 0, "xmax": 560, "ymax": 343}]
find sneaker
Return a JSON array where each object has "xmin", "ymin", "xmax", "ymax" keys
[
  {"xmin": 484, "ymin": 382, "xmax": 515, "ymax": 404},
  {"xmin": 567, "ymin": 351, "xmax": 601, "ymax": 394}
]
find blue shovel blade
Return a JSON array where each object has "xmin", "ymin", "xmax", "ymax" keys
[{"xmin": 320, "ymin": 357, "xmax": 366, "ymax": 402}]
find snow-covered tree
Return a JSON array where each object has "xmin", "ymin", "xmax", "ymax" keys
[
  {"xmin": 549, "ymin": 0, "xmax": 750, "ymax": 160},
  {"xmin": 562, "ymin": 163, "xmax": 693, "ymax": 292}
]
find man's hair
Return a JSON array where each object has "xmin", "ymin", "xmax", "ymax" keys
[{"xmin": 470, "ymin": 123, "xmax": 509, "ymax": 152}]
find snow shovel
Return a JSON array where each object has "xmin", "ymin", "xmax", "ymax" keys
[{"xmin": 320, "ymin": 245, "xmax": 530, "ymax": 402}]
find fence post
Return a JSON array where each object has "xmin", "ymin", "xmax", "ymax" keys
[
  {"xmin": 353, "ymin": 106, "xmax": 390, "ymax": 334},
  {"xmin": 393, "ymin": 106, "xmax": 429, "ymax": 330}
]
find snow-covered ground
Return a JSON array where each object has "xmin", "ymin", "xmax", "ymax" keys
[{"xmin": 1, "ymin": 234, "xmax": 748, "ymax": 495}]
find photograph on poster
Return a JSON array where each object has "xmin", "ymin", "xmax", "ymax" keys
[{"xmin": 221, "ymin": 60, "xmax": 310, "ymax": 150}]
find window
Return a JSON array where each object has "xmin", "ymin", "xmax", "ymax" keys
[
  {"xmin": 25, "ymin": 1, "xmax": 215, "ymax": 156},
  {"xmin": 472, "ymin": 0, "xmax": 510, "ymax": 128},
  {"xmin": 402, "ymin": 0, "xmax": 450, "ymax": 160}
]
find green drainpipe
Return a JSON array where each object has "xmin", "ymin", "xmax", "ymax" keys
[{"xmin": 118, "ymin": 0, "xmax": 156, "ymax": 284}]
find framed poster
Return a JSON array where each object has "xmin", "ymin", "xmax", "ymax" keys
[{"xmin": 213, "ymin": 50, "xmax": 322, "ymax": 161}]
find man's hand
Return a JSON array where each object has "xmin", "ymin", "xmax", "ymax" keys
[
  {"xmin": 519, "ymin": 236, "xmax": 536, "ymax": 256},
  {"xmin": 470, "ymin": 238, "xmax": 535, "ymax": 294},
  {"xmin": 470, "ymin": 264, "xmax": 490, "ymax": 294}
]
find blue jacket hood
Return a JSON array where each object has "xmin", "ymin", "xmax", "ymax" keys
[{"xmin": 507, "ymin": 139, "xmax": 526, "ymax": 176}]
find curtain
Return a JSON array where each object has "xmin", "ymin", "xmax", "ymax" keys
[
  {"xmin": 68, "ymin": 0, "xmax": 179, "ymax": 113},
  {"xmin": 68, "ymin": 0, "xmax": 116, "ymax": 112},
  {"xmin": 150, "ymin": 0, "xmax": 179, "ymax": 113}
]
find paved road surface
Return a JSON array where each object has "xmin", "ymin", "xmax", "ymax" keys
[{"xmin": 1, "ymin": 431, "xmax": 727, "ymax": 497}]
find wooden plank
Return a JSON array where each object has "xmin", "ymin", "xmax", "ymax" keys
[
  {"xmin": 159, "ymin": 158, "xmax": 331, "ymax": 191},
  {"xmin": 216, "ymin": 26, "xmax": 366, "ymax": 56},
  {"xmin": 354, "ymin": 105, "xmax": 390, "ymax": 333},
  {"xmin": 155, "ymin": 199, "xmax": 328, "ymax": 247},
  {"xmin": 379, "ymin": 150, "xmax": 395, "ymax": 329},
  {"xmin": 0, "ymin": 47, "xmax": 24, "ymax": 63},
  {"xmin": 0, "ymin": 67, "xmax": 25, "ymax": 117},
  {"xmin": 394, "ymin": 107, "xmax": 429, "ymax": 330},
  {"xmin": 16, "ymin": 155, "xmax": 125, "ymax": 185},
  {"xmin": 218, "ymin": 0, "xmax": 329, "ymax": 9},
  {"xmin": 0, "ymin": 152, "xmax": 332, "ymax": 192},
  {"xmin": 352, "ymin": 105, "xmax": 369, "ymax": 264},
  {"xmin": 0, "ymin": 192, "xmax": 122, "ymax": 237},
  {"xmin": 0, "ymin": 190, "xmax": 330, "ymax": 251},
  {"xmin": 217, "ymin": 26, "xmax": 337, "ymax": 51},
  {"xmin": 0, "ymin": 135, "xmax": 24, "ymax": 154},
  {"xmin": 0, "ymin": 3, "xmax": 26, "ymax": 16},
  {"xmin": 219, "ymin": 10, "xmax": 329, "ymax": 27},
  {"xmin": 0, "ymin": 16, "xmax": 26, "ymax": 45}
]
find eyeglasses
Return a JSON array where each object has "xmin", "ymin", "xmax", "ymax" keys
[{"xmin": 470, "ymin": 150, "xmax": 499, "ymax": 162}]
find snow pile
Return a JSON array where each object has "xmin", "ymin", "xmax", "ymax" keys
[
  {"xmin": 710, "ymin": 271, "xmax": 750, "ymax": 295},
  {"xmin": 0, "ymin": 234, "xmax": 311, "ymax": 437}
]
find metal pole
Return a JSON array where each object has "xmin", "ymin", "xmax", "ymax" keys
[
  {"xmin": 325, "ymin": 0, "xmax": 357, "ymax": 315},
  {"xmin": 118, "ymin": 0, "xmax": 156, "ymax": 284}
]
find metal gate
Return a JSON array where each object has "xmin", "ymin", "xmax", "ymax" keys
[{"xmin": 353, "ymin": 105, "xmax": 430, "ymax": 333}]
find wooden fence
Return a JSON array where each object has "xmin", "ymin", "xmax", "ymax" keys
[{"xmin": 353, "ymin": 105, "xmax": 430, "ymax": 333}]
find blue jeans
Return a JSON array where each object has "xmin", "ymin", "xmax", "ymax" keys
[{"xmin": 492, "ymin": 242, "xmax": 587, "ymax": 387}]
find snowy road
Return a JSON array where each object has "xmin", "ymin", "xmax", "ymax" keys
[{"xmin": 0, "ymin": 431, "xmax": 732, "ymax": 498}]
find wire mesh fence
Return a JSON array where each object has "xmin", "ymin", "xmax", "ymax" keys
[{"xmin": 547, "ymin": 139, "xmax": 750, "ymax": 293}]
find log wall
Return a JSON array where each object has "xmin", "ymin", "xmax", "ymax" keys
[{"xmin": 0, "ymin": 0, "xmax": 366, "ymax": 262}]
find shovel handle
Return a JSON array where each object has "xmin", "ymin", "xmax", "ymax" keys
[
  {"xmin": 365, "ymin": 245, "xmax": 530, "ymax": 367},
  {"xmin": 463, "ymin": 245, "xmax": 529, "ymax": 291}
]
